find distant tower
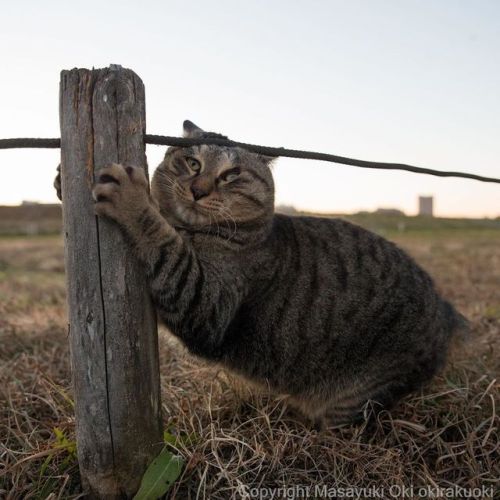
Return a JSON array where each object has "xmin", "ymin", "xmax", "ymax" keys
[{"xmin": 418, "ymin": 196, "xmax": 434, "ymax": 217}]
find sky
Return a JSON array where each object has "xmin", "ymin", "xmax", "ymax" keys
[{"xmin": 0, "ymin": 0, "xmax": 499, "ymax": 217}]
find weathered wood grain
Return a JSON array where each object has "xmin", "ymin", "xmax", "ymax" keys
[{"xmin": 60, "ymin": 66, "xmax": 162, "ymax": 498}]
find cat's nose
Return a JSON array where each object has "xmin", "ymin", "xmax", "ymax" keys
[{"xmin": 190, "ymin": 184, "xmax": 210, "ymax": 201}]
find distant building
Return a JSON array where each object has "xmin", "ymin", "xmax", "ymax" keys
[
  {"xmin": 418, "ymin": 196, "xmax": 434, "ymax": 217},
  {"xmin": 276, "ymin": 204, "xmax": 298, "ymax": 215}
]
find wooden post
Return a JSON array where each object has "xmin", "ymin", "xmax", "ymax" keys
[{"xmin": 59, "ymin": 66, "xmax": 162, "ymax": 498}]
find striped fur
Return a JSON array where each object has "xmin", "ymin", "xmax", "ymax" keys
[{"xmin": 91, "ymin": 121, "xmax": 466, "ymax": 427}]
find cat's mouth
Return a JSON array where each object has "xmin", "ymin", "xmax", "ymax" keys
[
  {"xmin": 168, "ymin": 186, "xmax": 231, "ymax": 229},
  {"xmin": 174, "ymin": 199, "xmax": 213, "ymax": 227}
]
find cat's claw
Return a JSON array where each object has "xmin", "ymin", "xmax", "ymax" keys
[
  {"xmin": 54, "ymin": 164, "xmax": 62, "ymax": 201},
  {"xmin": 92, "ymin": 163, "xmax": 151, "ymax": 223}
]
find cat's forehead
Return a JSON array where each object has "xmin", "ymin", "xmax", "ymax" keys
[{"xmin": 198, "ymin": 145, "xmax": 233, "ymax": 161}]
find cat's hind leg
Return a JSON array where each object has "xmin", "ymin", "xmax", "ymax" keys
[
  {"xmin": 285, "ymin": 394, "xmax": 330, "ymax": 430},
  {"xmin": 324, "ymin": 378, "xmax": 417, "ymax": 427}
]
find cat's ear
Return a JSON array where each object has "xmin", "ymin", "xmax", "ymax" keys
[
  {"xmin": 183, "ymin": 120, "xmax": 205, "ymax": 138},
  {"xmin": 258, "ymin": 155, "xmax": 277, "ymax": 168}
]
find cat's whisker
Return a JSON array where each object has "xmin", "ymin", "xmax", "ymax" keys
[
  {"xmin": 218, "ymin": 212, "xmax": 231, "ymax": 240},
  {"xmin": 216, "ymin": 212, "xmax": 234, "ymax": 242},
  {"xmin": 215, "ymin": 211, "xmax": 221, "ymax": 239},
  {"xmin": 225, "ymin": 208, "xmax": 238, "ymax": 241},
  {"xmin": 218, "ymin": 206, "xmax": 237, "ymax": 242},
  {"xmin": 205, "ymin": 210, "xmax": 215, "ymax": 235}
]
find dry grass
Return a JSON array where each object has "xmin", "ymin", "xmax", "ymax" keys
[{"xmin": 0, "ymin": 228, "xmax": 499, "ymax": 499}]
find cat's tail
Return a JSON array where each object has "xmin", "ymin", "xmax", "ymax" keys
[{"xmin": 442, "ymin": 299, "xmax": 470, "ymax": 341}]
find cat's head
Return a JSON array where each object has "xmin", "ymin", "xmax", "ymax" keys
[{"xmin": 152, "ymin": 120, "xmax": 275, "ymax": 237}]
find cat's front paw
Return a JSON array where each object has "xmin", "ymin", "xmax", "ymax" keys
[
  {"xmin": 92, "ymin": 163, "xmax": 151, "ymax": 225},
  {"xmin": 54, "ymin": 164, "xmax": 62, "ymax": 201}
]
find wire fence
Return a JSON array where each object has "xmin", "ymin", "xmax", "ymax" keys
[{"xmin": 0, "ymin": 135, "xmax": 499, "ymax": 184}]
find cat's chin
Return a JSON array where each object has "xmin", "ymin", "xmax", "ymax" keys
[{"xmin": 173, "ymin": 203, "xmax": 211, "ymax": 229}]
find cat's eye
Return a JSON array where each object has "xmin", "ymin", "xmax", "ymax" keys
[
  {"xmin": 219, "ymin": 167, "xmax": 241, "ymax": 183},
  {"xmin": 186, "ymin": 157, "xmax": 201, "ymax": 172}
]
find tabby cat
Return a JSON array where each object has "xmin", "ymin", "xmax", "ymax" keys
[{"xmin": 58, "ymin": 120, "xmax": 466, "ymax": 426}]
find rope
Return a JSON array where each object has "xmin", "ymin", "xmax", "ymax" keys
[
  {"xmin": 0, "ymin": 135, "xmax": 499, "ymax": 185},
  {"xmin": 145, "ymin": 135, "xmax": 500, "ymax": 184},
  {"xmin": 0, "ymin": 138, "xmax": 60, "ymax": 149}
]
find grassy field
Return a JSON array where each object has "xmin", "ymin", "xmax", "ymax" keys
[{"xmin": 0, "ymin": 218, "xmax": 499, "ymax": 499}]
